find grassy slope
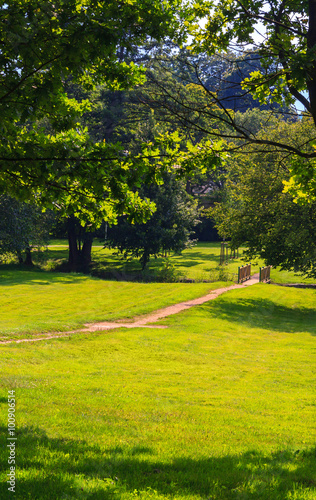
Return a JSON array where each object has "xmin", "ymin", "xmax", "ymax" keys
[
  {"xmin": 0, "ymin": 267, "xmax": 224, "ymax": 339},
  {"xmin": 0, "ymin": 240, "xmax": 314, "ymax": 339},
  {"xmin": 0, "ymin": 284, "xmax": 315, "ymax": 499}
]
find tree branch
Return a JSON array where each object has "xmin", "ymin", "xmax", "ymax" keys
[
  {"xmin": 0, "ymin": 55, "xmax": 63, "ymax": 103},
  {"xmin": 235, "ymin": 0, "xmax": 307, "ymax": 38}
]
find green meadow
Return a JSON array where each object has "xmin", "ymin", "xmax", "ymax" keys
[
  {"xmin": 44, "ymin": 241, "xmax": 316, "ymax": 284},
  {"xmin": 0, "ymin": 267, "xmax": 220, "ymax": 340},
  {"xmin": 0, "ymin": 245, "xmax": 315, "ymax": 499}
]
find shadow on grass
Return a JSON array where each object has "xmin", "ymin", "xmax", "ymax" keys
[
  {"xmin": 171, "ymin": 259, "xmax": 202, "ymax": 269},
  {"xmin": 0, "ymin": 426, "xmax": 315, "ymax": 499},
  {"xmin": 0, "ymin": 265, "xmax": 91, "ymax": 286},
  {"xmin": 174, "ymin": 251, "xmax": 221, "ymax": 265},
  {"xmin": 204, "ymin": 297, "xmax": 316, "ymax": 335}
]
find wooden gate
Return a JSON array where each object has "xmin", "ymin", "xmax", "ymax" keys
[
  {"xmin": 238, "ymin": 264, "xmax": 251, "ymax": 283},
  {"xmin": 259, "ymin": 266, "xmax": 271, "ymax": 283}
]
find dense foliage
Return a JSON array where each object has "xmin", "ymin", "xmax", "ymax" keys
[
  {"xmin": 107, "ymin": 174, "xmax": 201, "ymax": 270},
  {"xmin": 0, "ymin": 196, "xmax": 52, "ymax": 265},
  {"xmin": 211, "ymin": 118, "xmax": 316, "ymax": 278},
  {"xmin": 1, "ymin": 1, "xmax": 316, "ymax": 277},
  {"xmin": 191, "ymin": 0, "xmax": 316, "ymax": 201},
  {"xmin": 0, "ymin": 0, "xmax": 189, "ymax": 223}
]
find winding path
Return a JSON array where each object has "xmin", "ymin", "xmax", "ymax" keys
[{"xmin": 1, "ymin": 274, "xmax": 259, "ymax": 345}]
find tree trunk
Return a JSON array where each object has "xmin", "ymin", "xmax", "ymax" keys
[
  {"xmin": 140, "ymin": 251, "xmax": 149, "ymax": 271},
  {"xmin": 186, "ymin": 180, "xmax": 192, "ymax": 195},
  {"xmin": 67, "ymin": 216, "xmax": 94, "ymax": 272},
  {"xmin": 81, "ymin": 232, "xmax": 93, "ymax": 272},
  {"xmin": 67, "ymin": 216, "xmax": 80, "ymax": 272},
  {"xmin": 24, "ymin": 246, "xmax": 33, "ymax": 266}
]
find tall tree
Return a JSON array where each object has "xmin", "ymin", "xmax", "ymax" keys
[
  {"xmin": 0, "ymin": 196, "xmax": 53, "ymax": 265},
  {"xmin": 0, "ymin": 0, "xmax": 189, "ymax": 211},
  {"xmin": 107, "ymin": 173, "xmax": 201, "ymax": 270},
  {"xmin": 210, "ymin": 118, "xmax": 316, "ymax": 278},
  {"xmin": 0, "ymin": 1, "xmax": 199, "ymax": 271}
]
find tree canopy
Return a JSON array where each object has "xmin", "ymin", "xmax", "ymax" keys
[
  {"xmin": 0, "ymin": 196, "xmax": 52, "ymax": 265},
  {"xmin": 0, "ymin": 0, "xmax": 190, "ymax": 223},
  {"xmin": 2, "ymin": 0, "xmax": 316, "ymax": 277},
  {"xmin": 138, "ymin": 1, "xmax": 316, "ymax": 204},
  {"xmin": 1, "ymin": 0, "xmax": 187, "ymax": 125},
  {"xmin": 138, "ymin": 2, "xmax": 316, "ymax": 147},
  {"xmin": 211, "ymin": 118, "xmax": 316, "ymax": 278},
  {"xmin": 191, "ymin": 0, "xmax": 315, "ymax": 128},
  {"xmin": 107, "ymin": 173, "xmax": 201, "ymax": 270}
]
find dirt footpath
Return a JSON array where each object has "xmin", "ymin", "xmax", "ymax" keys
[{"xmin": 1, "ymin": 274, "xmax": 259, "ymax": 345}]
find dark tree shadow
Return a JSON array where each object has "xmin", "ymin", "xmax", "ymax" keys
[
  {"xmin": 176, "ymin": 251, "xmax": 221, "ymax": 265},
  {"xmin": 202, "ymin": 297, "xmax": 316, "ymax": 335},
  {"xmin": 0, "ymin": 426, "xmax": 315, "ymax": 499},
  {"xmin": 0, "ymin": 266, "xmax": 91, "ymax": 286}
]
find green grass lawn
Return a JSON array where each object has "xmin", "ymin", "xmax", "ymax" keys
[
  {"xmin": 0, "ymin": 267, "xmax": 225, "ymax": 340},
  {"xmin": 0, "ymin": 241, "xmax": 314, "ymax": 339},
  {"xmin": 0, "ymin": 284, "xmax": 315, "ymax": 499},
  {"xmin": 45, "ymin": 241, "xmax": 240, "ymax": 282},
  {"xmin": 43, "ymin": 240, "xmax": 316, "ymax": 284}
]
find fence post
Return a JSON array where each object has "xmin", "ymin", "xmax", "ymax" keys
[{"xmin": 259, "ymin": 265, "xmax": 271, "ymax": 283}]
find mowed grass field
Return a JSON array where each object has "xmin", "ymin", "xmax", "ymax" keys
[
  {"xmin": 45, "ymin": 240, "xmax": 316, "ymax": 284},
  {"xmin": 0, "ymin": 245, "xmax": 315, "ymax": 499},
  {"xmin": 0, "ymin": 267, "xmax": 225, "ymax": 340},
  {"xmin": 1, "ymin": 241, "xmax": 312, "ymax": 340}
]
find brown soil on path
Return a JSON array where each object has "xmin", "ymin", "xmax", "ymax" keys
[{"xmin": 0, "ymin": 274, "xmax": 260, "ymax": 345}]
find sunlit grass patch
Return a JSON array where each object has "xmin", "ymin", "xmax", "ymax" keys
[
  {"xmin": 0, "ymin": 267, "xmax": 221, "ymax": 339},
  {"xmin": 46, "ymin": 240, "xmax": 316, "ymax": 284},
  {"xmin": 0, "ymin": 285, "xmax": 315, "ymax": 499}
]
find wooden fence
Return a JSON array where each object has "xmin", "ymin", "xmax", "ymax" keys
[
  {"xmin": 259, "ymin": 266, "xmax": 271, "ymax": 283},
  {"xmin": 238, "ymin": 264, "xmax": 251, "ymax": 283}
]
